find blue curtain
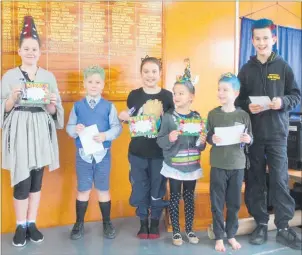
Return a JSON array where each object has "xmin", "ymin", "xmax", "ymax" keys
[
  {"xmin": 278, "ymin": 25, "xmax": 302, "ymax": 113},
  {"xmin": 239, "ymin": 17, "xmax": 302, "ymax": 113},
  {"xmin": 239, "ymin": 18, "xmax": 256, "ymax": 69}
]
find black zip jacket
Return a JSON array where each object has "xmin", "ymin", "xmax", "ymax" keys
[{"xmin": 235, "ymin": 53, "xmax": 301, "ymax": 145}]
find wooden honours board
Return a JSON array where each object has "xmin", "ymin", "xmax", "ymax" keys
[{"xmin": 1, "ymin": 1, "xmax": 163, "ymax": 101}]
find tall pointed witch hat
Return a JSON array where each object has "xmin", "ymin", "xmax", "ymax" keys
[
  {"xmin": 20, "ymin": 16, "xmax": 40, "ymax": 43},
  {"xmin": 176, "ymin": 58, "xmax": 199, "ymax": 85}
]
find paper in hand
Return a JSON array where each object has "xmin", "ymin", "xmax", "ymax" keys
[
  {"xmin": 79, "ymin": 124, "xmax": 104, "ymax": 155},
  {"xmin": 249, "ymin": 96, "xmax": 272, "ymax": 111},
  {"xmin": 214, "ymin": 124, "xmax": 245, "ymax": 146}
]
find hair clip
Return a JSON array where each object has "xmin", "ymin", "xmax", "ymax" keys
[{"xmin": 141, "ymin": 55, "xmax": 162, "ymax": 68}]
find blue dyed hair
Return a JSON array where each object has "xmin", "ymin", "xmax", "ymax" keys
[
  {"xmin": 219, "ymin": 72, "xmax": 240, "ymax": 91},
  {"xmin": 252, "ymin": 18, "xmax": 276, "ymax": 36}
]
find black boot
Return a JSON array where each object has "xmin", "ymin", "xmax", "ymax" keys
[
  {"xmin": 70, "ymin": 200, "xmax": 88, "ymax": 240},
  {"xmin": 249, "ymin": 224, "xmax": 268, "ymax": 245},
  {"xmin": 103, "ymin": 221, "xmax": 116, "ymax": 239},
  {"xmin": 276, "ymin": 228, "xmax": 302, "ymax": 250},
  {"xmin": 137, "ymin": 219, "xmax": 149, "ymax": 239},
  {"xmin": 99, "ymin": 201, "xmax": 116, "ymax": 239},
  {"xmin": 70, "ymin": 222, "xmax": 84, "ymax": 240},
  {"xmin": 149, "ymin": 219, "xmax": 160, "ymax": 239}
]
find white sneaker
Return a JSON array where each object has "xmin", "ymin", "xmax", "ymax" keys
[
  {"xmin": 186, "ymin": 232, "xmax": 199, "ymax": 244},
  {"xmin": 172, "ymin": 233, "xmax": 183, "ymax": 246}
]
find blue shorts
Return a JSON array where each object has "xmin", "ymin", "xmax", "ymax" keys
[{"xmin": 76, "ymin": 150, "xmax": 111, "ymax": 192}]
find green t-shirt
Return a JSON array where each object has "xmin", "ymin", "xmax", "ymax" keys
[{"xmin": 207, "ymin": 107, "xmax": 252, "ymax": 170}]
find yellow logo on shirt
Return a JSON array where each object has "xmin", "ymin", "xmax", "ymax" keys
[{"xmin": 267, "ymin": 74, "xmax": 280, "ymax": 81}]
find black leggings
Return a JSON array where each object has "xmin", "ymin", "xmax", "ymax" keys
[
  {"xmin": 168, "ymin": 178, "xmax": 196, "ymax": 234},
  {"xmin": 13, "ymin": 168, "xmax": 44, "ymax": 200}
]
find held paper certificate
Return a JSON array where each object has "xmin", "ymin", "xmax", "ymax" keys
[
  {"xmin": 214, "ymin": 124, "xmax": 245, "ymax": 146},
  {"xmin": 79, "ymin": 124, "xmax": 104, "ymax": 155},
  {"xmin": 20, "ymin": 82, "xmax": 51, "ymax": 105},
  {"xmin": 177, "ymin": 118, "xmax": 207, "ymax": 136},
  {"xmin": 129, "ymin": 115, "xmax": 158, "ymax": 137},
  {"xmin": 249, "ymin": 96, "xmax": 272, "ymax": 111}
]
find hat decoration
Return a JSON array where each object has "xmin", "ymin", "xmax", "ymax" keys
[{"xmin": 176, "ymin": 58, "xmax": 199, "ymax": 86}]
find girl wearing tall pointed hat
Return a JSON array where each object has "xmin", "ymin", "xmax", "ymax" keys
[
  {"xmin": 1, "ymin": 16, "xmax": 64, "ymax": 247},
  {"xmin": 157, "ymin": 59, "xmax": 206, "ymax": 246}
]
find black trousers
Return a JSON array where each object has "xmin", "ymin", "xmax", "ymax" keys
[
  {"xmin": 244, "ymin": 143, "xmax": 295, "ymax": 229},
  {"xmin": 13, "ymin": 168, "xmax": 44, "ymax": 200},
  {"xmin": 210, "ymin": 167, "xmax": 244, "ymax": 240},
  {"xmin": 128, "ymin": 154, "xmax": 168, "ymax": 220}
]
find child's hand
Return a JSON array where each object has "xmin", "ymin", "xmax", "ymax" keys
[
  {"xmin": 169, "ymin": 130, "xmax": 179, "ymax": 142},
  {"xmin": 249, "ymin": 104, "xmax": 264, "ymax": 114},
  {"xmin": 76, "ymin": 124, "xmax": 85, "ymax": 134},
  {"xmin": 10, "ymin": 87, "xmax": 22, "ymax": 103},
  {"xmin": 49, "ymin": 93, "xmax": 57, "ymax": 106},
  {"xmin": 46, "ymin": 94, "xmax": 57, "ymax": 114},
  {"xmin": 93, "ymin": 132, "xmax": 106, "ymax": 143},
  {"xmin": 199, "ymin": 134, "xmax": 207, "ymax": 144},
  {"xmin": 212, "ymin": 134, "xmax": 222, "ymax": 144},
  {"xmin": 240, "ymin": 133, "xmax": 251, "ymax": 144},
  {"xmin": 119, "ymin": 110, "xmax": 130, "ymax": 122},
  {"xmin": 269, "ymin": 97, "xmax": 282, "ymax": 110}
]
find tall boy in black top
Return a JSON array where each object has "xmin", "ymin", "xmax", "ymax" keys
[
  {"xmin": 119, "ymin": 56, "xmax": 174, "ymax": 239},
  {"xmin": 235, "ymin": 18, "xmax": 301, "ymax": 250}
]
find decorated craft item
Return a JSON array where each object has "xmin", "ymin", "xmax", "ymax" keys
[
  {"xmin": 20, "ymin": 16, "xmax": 40, "ymax": 42},
  {"xmin": 176, "ymin": 58, "xmax": 199, "ymax": 86},
  {"xmin": 177, "ymin": 117, "xmax": 207, "ymax": 136},
  {"xmin": 129, "ymin": 115, "xmax": 158, "ymax": 137},
  {"xmin": 20, "ymin": 82, "xmax": 50, "ymax": 105}
]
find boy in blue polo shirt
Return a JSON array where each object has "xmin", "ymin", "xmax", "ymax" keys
[{"xmin": 66, "ymin": 66, "xmax": 122, "ymax": 240}]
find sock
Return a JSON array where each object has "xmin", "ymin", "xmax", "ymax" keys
[
  {"xmin": 259, "ymin": 223, "xmax": 268, "ymax": 226},
  {"xmin": 76, "ymin": 200, "xmax": 88, "ymax": 223},
  {"xmin": 26, "ymin": 220, "xmax": 35, "ymax": 227},
  {"xmin": 16, "ymin": 221, "xmax": 27, "ymax": 228},
  {"xmin": 278, "ymin": 228, "xmax": 288, "ymax": 232},
  {"xmin": 99, "ymin": 201, "xmax": 111, "ymax": 222}
]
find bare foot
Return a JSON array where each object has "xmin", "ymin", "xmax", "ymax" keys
[
  {"xmin": 215, "ymin": 239, "xmax": 226, "ymax": 252},
  {"xmin": 228, "ymin": 238, "xmax": 241, "ymax": 250}
]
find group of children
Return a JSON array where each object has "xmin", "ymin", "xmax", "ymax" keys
[{"xmin": 1, "ymin": 16, "xmax": 301, "ymax": 252}]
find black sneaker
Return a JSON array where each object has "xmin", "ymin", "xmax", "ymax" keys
[
  {"xmin": 249, "ymin": 224, "xmax": 268, "ymax": 245},
  {"xmin": 137, "ymin": 219, "xmax": 149, "ymax": 239},
  {"xmin": 27, "ymin": 223, "xmax": 44, "ymax": 243},
  {"xmin": 103, "ymin": 221, "xmax": 116, "ymax": 239},
  {"xmin": 70, "ymin": 222, "xmax": 84, "ymax": 240},
  {"xmin": 12, "ymin": 225, "xmax": 27, "ymax": 247},
  {"xmin": 276, "ymin": 228, "xmax": 302, "ymax": 250}
]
